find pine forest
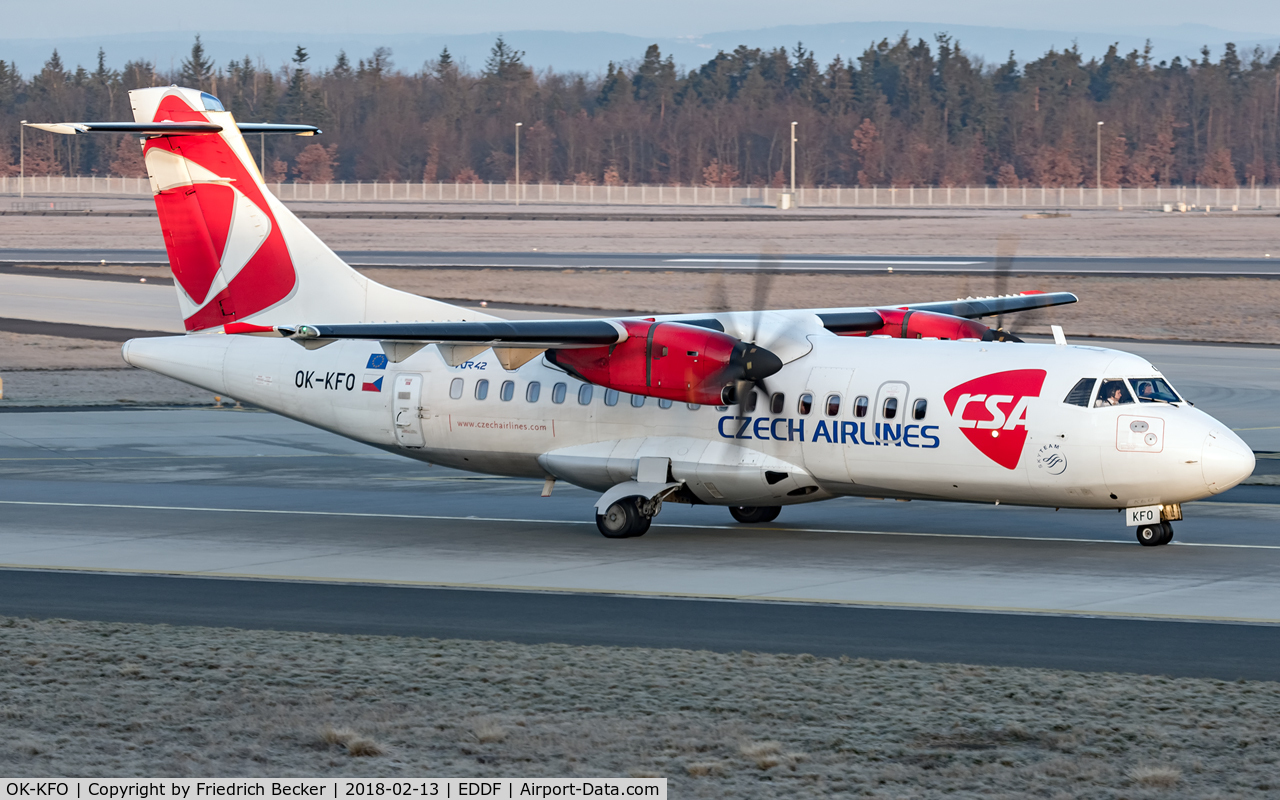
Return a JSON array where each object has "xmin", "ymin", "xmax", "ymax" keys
[{"xmin": 1, "ymin": 34, "xmax": 1278, "ymax": 188}]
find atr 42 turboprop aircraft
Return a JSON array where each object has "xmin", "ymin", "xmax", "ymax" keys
[{"xmin": 34, "ymin": 87, "xmax": 1255, "ymax": 544}]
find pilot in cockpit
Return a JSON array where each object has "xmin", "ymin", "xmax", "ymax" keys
[{"xmin": 1094, "ymin": 380, "xmax": 1132, "ymax": 407}]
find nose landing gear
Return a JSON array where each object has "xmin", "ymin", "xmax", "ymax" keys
[
  {"xmin": 1136, "ymin": 521, "xmax": 1175, "ymax": 547},
  {"xmin": 729, "ymin": 506, "xmax": 782, "ymax": 524}
]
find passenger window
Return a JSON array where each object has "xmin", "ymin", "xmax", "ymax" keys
[
  {"xmin": 1064, "ymin": 378, "xmax": 1096, "ymax": 407},
  {"xmin": 1094, "ymin": 379, "xmax": 1133, "ymax": 407},
  {"xmin": 687, "ymin": 403, "xmax": 701, "ymax": 410},
  {"xmin": 475, "ymin": 379, "xmax": 489, "ymax": 400},
  {"xmin": 797, "ymin": 393, "xmax": 813, "ymax": 415},
  {"xmin": 551, "ymin": 382, "xmax": 567, "ymax": 404},
  {"xmin": 604, "ymin": 389, "xmax": 619, "ymax": 406},
  {"xmin": 658, "ymin": 398, "xmax": 672, "ymax": 409},
  {"xmin": 912, "ymin": 398, "xmax": 927, "ymax": 420},
  {"xmin": 631, "ymin": 393, "xmax": 646, "ymax": 408},
  {"xmin": 853, "ymin": 396, "xmax": 869, "ymax": 418},
  {"xmin": 883, "ymin": 397, "xmax": 898, "ymax": 419},
  {"xmin": 449, "ymin": 378, "xmax": 464, "ymax": 399},
  {"xmin": 744, "ymin": 391, "xmax": 758, "ymax": 413},
  {"xmin": 500, "ymin": 380, "xmax": 515, "ymax": 401},
  {"xmin": 578, "ymin": 384, "xmax": 594, "ymax": 405},
  {"xmin": 715, "ymin": 405, "xmax": 729, "ymax": 412},
  {"xmin": 526, "ymin": 382, "xmax": 541, "ymax": 402},
  {"xmin": 770, "ymin": 393, "xmax": 785, "ymax": 414},
  {"xmin": 825, "ymin": 394, "xmax": 841, "ymax": 416}
]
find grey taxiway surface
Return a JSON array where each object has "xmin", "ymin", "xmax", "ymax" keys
[
  {"xmin": 1, "ymin": 374, "xmax": 1278, "ymax": 679},
  {"xmin": 1, "ymin": 263, "xmax": 1278, "ymax": 677},
  {"xmin": 5, "ymin": 248, "xmax": 1280, "ymax": 276}
]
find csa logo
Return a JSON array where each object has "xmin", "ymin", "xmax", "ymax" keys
[
  {"xmin": 943, "ymin": 369, "xmax": 1047, "ymax": 470},
  {"xmin": 1036, "ymin": 443, "xmax": 1068, "ymax": 475}
]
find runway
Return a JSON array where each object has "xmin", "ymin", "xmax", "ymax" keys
[
  {"xmin": 0, "ymin": 404, "xmax": 1277, "ymax": 679},
  {"xmin": 4, "ymin": 248, "xmax": 1280, "ymax": 276}
]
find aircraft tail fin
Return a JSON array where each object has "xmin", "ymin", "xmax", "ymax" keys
[{"xmin": 120, "ymin": 86, "xmax": 492, "ymax": 331}]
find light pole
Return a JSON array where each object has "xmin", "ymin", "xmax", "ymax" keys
[
  {"xmin": 789, "ymin": 121, "xmax": 797, "ymax": 196},
  {"xmin": 514, "ymin": 122, "xmax": 523, "ymax": 206},
  {"xmin": 19, "ymin": 120, "xmax": 26, "ymax": 199},
  {"xmin": 1096, "ymin": 121, "xmax": 1104, "ymax": 204}
]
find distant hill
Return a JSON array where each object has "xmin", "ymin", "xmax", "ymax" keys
[{"xmin": 2, "ymin": 21, "xmax": 1278, "ymax": 76}]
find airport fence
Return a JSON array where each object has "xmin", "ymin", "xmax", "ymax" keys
[{"xmin": 3, "ymin": 174, "xmax": 1280, "ymax": 210}]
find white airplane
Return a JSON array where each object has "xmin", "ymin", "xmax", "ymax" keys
[{"xmin": 32, "ymin": 87, "xmax": 1255, "ymax": 545}]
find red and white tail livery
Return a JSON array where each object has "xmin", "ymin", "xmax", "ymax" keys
[{"xmin": 128, "ymin": 86, "xmax": 493, "ymax": 331}]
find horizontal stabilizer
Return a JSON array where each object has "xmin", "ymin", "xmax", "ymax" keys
[
  {"xmin": 24, "ymin": 121, "xmax": 320, "ymax": 136},
  {"xmin": 25, "ymin": 121, "xmax": 222, "ymax": 135}
]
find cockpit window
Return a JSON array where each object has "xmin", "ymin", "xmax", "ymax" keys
[
  {"xmin": 200, "ymin": 92, "xmax": 225, "ymax": 112},
  {"xmin": 1094, "ymin": 379, "xmax": 1134, "ymax": 407},
  {"xmin": 1063, "ymin": 378, "xmax": 1096, "ymax": 407},
  {"xmin": 1130, "ymin": 377, "xmax": 1181, "ymax": 404}
]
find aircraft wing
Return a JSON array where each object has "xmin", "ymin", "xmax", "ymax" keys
[
  {"xmin": 901, "ymin": 290, "xmax": 1077, "ymax": 319},
  {"xmin": 276, "ymin": 319, "xmax": 629, "ymax": 348},
  {"xmin": 227, "ymin": 291, "xmax": 1077, "ymax": 344}
]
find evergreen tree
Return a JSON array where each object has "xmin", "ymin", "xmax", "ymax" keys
[{"xmin": 179, "ymin": 35, "xmax": 215, "ymax": 91}]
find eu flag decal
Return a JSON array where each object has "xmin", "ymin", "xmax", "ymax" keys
[
  {"xmin": 366, "ymin": 353, "xmax": 389, "ymax": 370},
  {"xmin": 362, "ymin": 375, "xmax": 384, "ymax": 393}
]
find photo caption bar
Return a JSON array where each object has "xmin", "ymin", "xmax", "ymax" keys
[{"xmin": 0, "ymin": 780, "xmax": 666, "ymax": 800}]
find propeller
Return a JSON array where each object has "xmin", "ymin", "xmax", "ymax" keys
[
  {"xmin": 713, "ymin": 247, "xmax": 787, "ymax": 418},
  {"xmin": 990, "ymin": 235, "xmax": 1021, "ymax": 342}
]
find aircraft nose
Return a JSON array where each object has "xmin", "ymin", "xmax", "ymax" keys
[{"xmin": 1202, "ymin": 430, "xmax": 1255, "ymax": 494}]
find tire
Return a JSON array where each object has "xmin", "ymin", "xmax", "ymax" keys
[
  {"xmin": 1136, "ymin": 524, "xmax": 1163, "ymax": 547},
  {"xmin": 597, "ymin": 499, "xmax": 640, "ymax": 538},
  {"xmin": 730, "ymin": 506, "xmax": 782, "ymax": 524},
  {"xmin": 631, "ymin": 515, "xmax": 652, "ymax": 537},
  {"xmin": 1158, "ymin": 521, "xmax": 1175, "ymax": 545}
]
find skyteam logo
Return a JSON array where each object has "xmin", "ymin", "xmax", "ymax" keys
[{"xmin": 943, "ymin": 369, "xmax": 1047, "ymax": 470}]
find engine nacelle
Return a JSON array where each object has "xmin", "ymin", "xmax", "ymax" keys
[
  {"xmin": 847, "ymin": 308, "xmax": 996, "ymax": 341},
  {"xmin": 546, "ymin": 320, "xmax": 781, "ymax": 405}
]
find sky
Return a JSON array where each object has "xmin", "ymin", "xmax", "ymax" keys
[{"xmin": 6, "ymin": 0, "xmax": 1280, "ymax": 40}]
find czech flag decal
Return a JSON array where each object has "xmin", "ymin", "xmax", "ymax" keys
[{"xmin": 362, "ymin": 374, "xmax": 384, "ymax": 392}]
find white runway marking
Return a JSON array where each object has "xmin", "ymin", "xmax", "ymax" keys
[
  {"xmin": 665, "ymin": 258, "xmax": 984, "ymax": 265},
  {"xmin": 4, "ymin": 499, "xmax": 1279, "ymax": 550}
]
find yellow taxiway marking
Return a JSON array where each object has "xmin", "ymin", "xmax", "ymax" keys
[
  {"xmin": 0, "ymin": 561, "xmax": 1277, "ymax": 627},
  {"xmin": 1, "ymin": 498, "xmax": 1279, "ymax": 549}
]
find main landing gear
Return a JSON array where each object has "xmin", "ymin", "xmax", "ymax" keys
[
  {"xmin": 729, "ymin": 506, "xmax": 782, "ymax": 524},
  {"xmin": 1136, "ymin": 521, "xmax": 1175, "ymax": 547},
  {"xmin": 596, "ymin": 496, "xmax": 656, "ymax": 538}
]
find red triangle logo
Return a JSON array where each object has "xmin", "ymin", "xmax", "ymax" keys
[{"xmin": 943, "ymin": 369, "xmax": 1047, "ymax": 469}]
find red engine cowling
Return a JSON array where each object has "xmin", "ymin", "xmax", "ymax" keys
[
  {"xmin": 546, "ymin": 320, "xmax": 780, "ymax": 405},
  {"xmin": 847, "ymin": 308, "xmax": 993, "ymax": 340}
]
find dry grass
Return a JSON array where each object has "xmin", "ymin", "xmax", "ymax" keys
[
  {"xmin": 318, "ymin": 726, "xmax": 385, "ymax": 757},
  {"xmin": 470, "ymin": 720, "xmax": 508, "ymax": 744},
  {"xmin": 0, "ymin": 614, "xmax": 1278, "ymax": 797},
  {"xmin": 7, "ymin": 208, "xmax": 1280, "ymax": 258},
  {"xmin": 1127, "ymin": 764, "xmax": 1183, "ymax": 787}
]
